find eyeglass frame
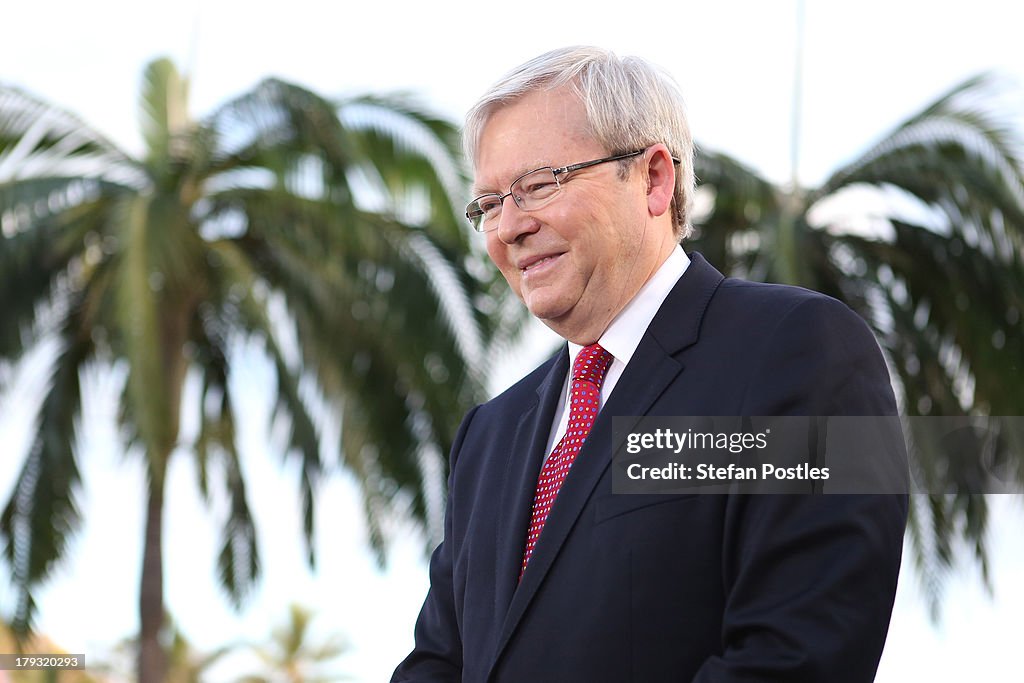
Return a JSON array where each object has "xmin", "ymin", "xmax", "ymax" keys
[{"xmin": 466, "ymin": 148, "xmax": 677, "ymax": 232}]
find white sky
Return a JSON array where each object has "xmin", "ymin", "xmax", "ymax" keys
[{"xmin": 2, "ymin": 0, "xmax": 1024, "ymax": 681}]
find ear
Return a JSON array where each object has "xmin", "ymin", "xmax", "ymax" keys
[{"xmin": 643, "ymin": 144, "xmax": 676, "ymax": 219}]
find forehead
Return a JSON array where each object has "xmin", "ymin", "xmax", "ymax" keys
[{"xmin": 472, "ymin": 86, "xmax": 603, "ymax": 194}]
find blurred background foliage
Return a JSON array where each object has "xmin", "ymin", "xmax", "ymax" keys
[
  {"xmin": 93, "ymin": 604, "xmax": 346, "ymax": 683},
  {"xmin": 1, "ymin": 54, "xmax": 1022, "ymax": 680},
  {"xmin": 0, "ymin": 57, "xmax": 512, "ymax": 682}
]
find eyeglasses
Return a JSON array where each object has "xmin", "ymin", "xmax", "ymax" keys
[{"xmin": 465, "ymin": 149, "xmax": 647, "ymax": 232}]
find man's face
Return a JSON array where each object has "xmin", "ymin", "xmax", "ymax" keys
[{"xmin": 475, "ymin": 86, "xmax": 659, "ymax": 344}]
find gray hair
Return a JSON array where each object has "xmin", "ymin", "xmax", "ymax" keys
[{"xmin": 464, "ymin": 46, "xmax": 696, "ymax": 239}]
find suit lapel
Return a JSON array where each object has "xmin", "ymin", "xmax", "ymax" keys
[
  {"xmin": 601, "ymin": 252, "xmax": 725, "ymax": 454},
  {"xmin": 491, "ymin": 347, "xmax": 569, "ymax": 627}
]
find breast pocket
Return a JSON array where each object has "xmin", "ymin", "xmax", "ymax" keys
[{"xmin": 592, "ymin": 492, "xmax": 699, "ymax": 525}]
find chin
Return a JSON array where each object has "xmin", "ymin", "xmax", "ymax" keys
[
  {"xmin": 525, "ymin": 299, "xmax": 569, "ymax": 322},
  {"xmin": 524, "ymin": 284, "xmax": 584, "ymax": 319},
  {"xmin": 528, "ymin": 270, "xmax": 590, "ymax": 307}
]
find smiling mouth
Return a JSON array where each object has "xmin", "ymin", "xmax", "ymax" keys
[{"xmin": 521, "ymin": 255, "xmax": 560, "ymax": 272}]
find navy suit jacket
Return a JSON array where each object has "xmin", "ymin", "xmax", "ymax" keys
[{"xmin": 393, "ymin": 253, "xmax": 907, "ymax": 682}]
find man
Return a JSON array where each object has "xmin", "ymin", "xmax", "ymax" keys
[{"xmin": 393, "ymin": 46, "xmax": 907, "ymax": 682}]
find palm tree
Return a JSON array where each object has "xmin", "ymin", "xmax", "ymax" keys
[
  {"xmin": 0, "ymin": 57, "xmax": 494, "ymax": 682},
  {"xmin": 690, "ymin": 72, "xmax": 1024, "ymax": 610},
  {"xmin": 238, "ymin": 603, "xmax": 348, "ymax": 683}
]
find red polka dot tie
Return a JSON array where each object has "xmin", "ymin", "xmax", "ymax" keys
[{"xmin": 520, "ymin": 343, "xmax": 614, "ymax": 580}]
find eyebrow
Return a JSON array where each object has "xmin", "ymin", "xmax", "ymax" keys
[
  {"xmin": 469, "ymin": 182, "xmax": 493, "ymax": 198},
  {"xmin": 471, "ymin": 160, "xmax": 554, "ymax": 197}
]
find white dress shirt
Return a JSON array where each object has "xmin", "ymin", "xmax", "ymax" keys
[{"xmin": 543, "ymin": 246, "xmax": 691, "ymax": 456}]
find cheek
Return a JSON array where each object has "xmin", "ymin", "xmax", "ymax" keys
[
  {"xmin": 485, "ymin": 235, "xmax": 507, "ymax": 270},
  {"xmin": 486, "ymin": 239, "xmax": 522, "ymax": 291}
]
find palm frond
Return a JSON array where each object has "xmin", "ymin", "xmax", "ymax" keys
[
  {"xmin": 0, "ymin": 85, "xmax": 144, "ymax": 187},
  {"xmin": 690, "ymin": 148, "xmax": 781, "ymax": 276},
  {"xmin": 817, "ymin": 74, "xmax": 1024, "ymax": 238},
  {"xmin": 200, "ymin": 78, "xmax": 357, "ymax": 191},
  {"xmin": 0, "ymin": 179, "xmax": 122, "ymax": 361},
  {"xmin": 211, "ymin": 185, "xmax": 485, "ymax": 411},
  {"xmin": 207, "ymin": 239, "xmax": 323, "ymax": 566},
  {"xmin": 0, "ymin": 292, "xmax": 91, "ymax": 637},
  {"xmin": 340, "ymin": 93, "xmax": 470, "ymax": 246},
  {"xmin": 192, "ymin": 308, "xmax": 234, "ymax": 502},
  {"xmin": 217, "ymin": 432, "xmax": 261, "ymax": 608},
  {"xmin": 218, "ymin": 198, "xmax": 463, "ymax": 550}
]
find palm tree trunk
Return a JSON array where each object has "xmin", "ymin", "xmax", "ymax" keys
[
  {"xmin": 138, "ymin": 471, "xmax": 167, "ymax": 683},
  {"xmin": 776, "ymin": 200, "xmax": 802, "ymax": 285},
  {"xmin": 136, "ymin": 300, "xmax": 192, "ymax": 683}
]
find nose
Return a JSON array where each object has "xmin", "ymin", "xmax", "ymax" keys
[{"xmin": 494, "ymin": 194, "xmax": 539, "ymax": 245}]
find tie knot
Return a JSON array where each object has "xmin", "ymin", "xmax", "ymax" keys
[{"xmin": 572, "ymin": 343, "xmax": 614, "ymax": 388}]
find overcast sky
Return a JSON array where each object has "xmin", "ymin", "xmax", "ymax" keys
[{"xmin": 2, "ymin": 1, "xmax": 1024, "ymax": 681}]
